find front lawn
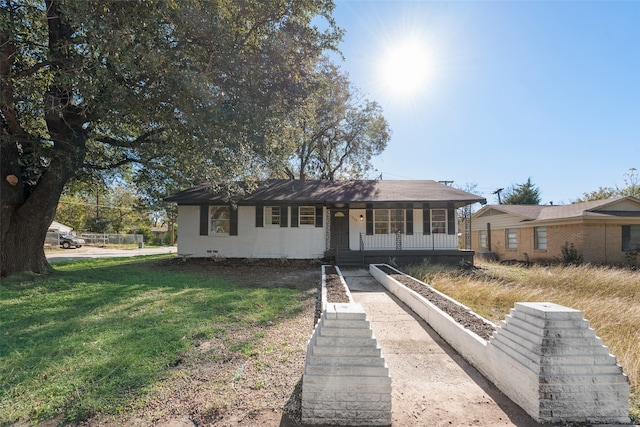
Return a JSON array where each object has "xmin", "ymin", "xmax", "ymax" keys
[{"xmin": 0, "ymin": 256, "xmax": 316, "ymax": 425}]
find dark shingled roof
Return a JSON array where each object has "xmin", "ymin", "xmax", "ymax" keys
[{"xmin": 165, "ymin": 179, "xmax": 486, "ymax": 207}]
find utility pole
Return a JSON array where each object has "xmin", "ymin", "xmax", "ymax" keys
[{"xmin": 493, "ymin": 188, "xmax": 504, "ymax": 204}]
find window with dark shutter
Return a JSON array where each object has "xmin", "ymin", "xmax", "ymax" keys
[
  {"xmin": 315, "ymin": 206, "xmax": 323, "ymax": 227},
  {"xmin": 366, "ymin": 205, "xmax": 373, "ymax": 235},
  {"xmin": 406, "ymin": 208, "xmax": 413, "ymax": 235},
  {"xmin": 291, "ymin": 205, "xmax": 299, "ymax": 228},
  {"xmin": 422, "ymin": 204, "xmax": 431, "ymax": 235},
  {"xmin": 280, "ymin": 206, "xmax": 288, "ymax": 227},
  {"xmin": 199, "ymin": 205, "xmax": 208, "ymax": 236},
  {"xmin": 230, "ymin": 206, "xmax": 238, "ymax": 236},
  {"xmin": 255, "ymin": 204, "xmax": 263, "ymax": 227},
  {"xmin": 447, "ymin": 205, "xmax": 456, "ymax": 235}
]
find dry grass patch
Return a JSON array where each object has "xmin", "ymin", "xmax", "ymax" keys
[{"xmin": 407, "ymin": 260, "xmax": 640, "ymax": 422}]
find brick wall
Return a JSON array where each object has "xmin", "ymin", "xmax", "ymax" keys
[{"xmin": 473, "ymin": 223, "xmax": 630, "ymax": 265}]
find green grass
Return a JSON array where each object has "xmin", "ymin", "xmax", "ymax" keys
[
  {"xmin": 0, "ymin": 255, "xmax": 306, "ymax": 425},
  {"xmin": 407, "ymin": 260, "xmax": 640, "ymax": 423}
]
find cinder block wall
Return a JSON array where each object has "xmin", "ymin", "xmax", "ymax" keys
[{"xmin": 301, "ymin": 303, "xmax": 392, "ymax": 426}]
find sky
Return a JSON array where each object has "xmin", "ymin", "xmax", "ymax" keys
[{"xmin": 328, "ymin": 0, "xmax": 640, "ymax": 205}]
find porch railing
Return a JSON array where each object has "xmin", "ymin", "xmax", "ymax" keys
[{"xmin": 360, "ymin": 233, "xmax": 457, "ymax": 250}]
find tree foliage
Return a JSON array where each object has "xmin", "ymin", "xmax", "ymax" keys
[
  {"xmin": 285, "ymin": 59, "xmax": 390, "ymax": 180},
  {"xmin": 576, "ymin": 168, "xmax": 640, "ymax": 202},
  {"xmin": 501, "ymin": 177, "xmax": 541, "ymax": 205},
  {"xmin": 0, "ymin": 0, "xmax": 342, "ymax": 276}
]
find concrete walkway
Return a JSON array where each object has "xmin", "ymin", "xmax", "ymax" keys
[{"xmin": 341, "ymin": 268, "xmax": 542, "ymax": 427}]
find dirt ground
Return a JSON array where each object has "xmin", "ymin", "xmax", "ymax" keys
[
  {"xmin": 77, "ymin": 258, "xmax": 333, "ymax": 427},
  {"xmin": 68, "ymin": 258, "xmax": 537, "ymax": 427}
]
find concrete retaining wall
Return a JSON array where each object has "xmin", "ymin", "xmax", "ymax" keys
[
  {"xmin": 301, "ymin": 266, "xmax": 392, "ymax": 426},
  {"xmin": 370, "ymin": 264, "xmax": 630, "ymax": 425}
]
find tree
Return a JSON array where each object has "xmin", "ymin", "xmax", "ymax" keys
[
  {"xmin": 1, "ymin": 0, "xmax": 341, "ymax": 276},
  {"xmin": 576, "ymin": 168, "xmax": 640, "ymax": 202},
  {"xmin": 501, "ymin": 178, "xmax": 541, "ymax": 205},
  {"xmin": 286, "ymin": 59, "xmax": 390, "ymax": 180}
]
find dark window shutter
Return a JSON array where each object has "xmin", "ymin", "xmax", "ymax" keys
[
  {"xmin": 255, "ymin": 204, "xmax": 263, "ymax": 227},
  {"xmin": 315, "ymin": 206, "xmax": 323, "ymax": 227},
  {"xmin": 447, "ymin": 204, "xmax": 456, "ymax": 235},
  {"xmin": 280, "ymin": 206, "xmax": 288, "ymax": 227},
  {"xmin": 200, "ymin": 205, "xmax": 208, "ymax": 236},
  {"xmin": 230, "ymin": 206, "xmax": 238, "ymax": 236},
  {"xmin": 423, "ymin": 204, "xmax": 431, "ymax": 235},
  {"xmin": 291, "ymin": 205, "xmax": 299, "ymax": 227},
  {"xmin": 406, "ymin": 207, "xmax": 413, "ymax": 235},
  {"xmin": 366, "ymin": 205, "xmax": 373, "ymax": 235}
]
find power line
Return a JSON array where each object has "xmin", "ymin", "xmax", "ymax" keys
[{"xmin": 58, "ymin": 199, "xmax": 137, "ymax": 211}]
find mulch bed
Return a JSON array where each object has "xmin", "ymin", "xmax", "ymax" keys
[
  {"xmin": 376, "ymin": 265, "xmax": 496, "ymax": 340},
  {"xmin": 316, "ymin": 263, "xmax": 495, "ymax": 340},
  {"xmin": 323, "ymin": 265, "xmax": 351, "ymax": 303}
]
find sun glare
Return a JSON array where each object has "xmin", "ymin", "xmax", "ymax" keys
[{"xmin": 378, "ymin": 38, "xmax": 432, "ymax": 99}]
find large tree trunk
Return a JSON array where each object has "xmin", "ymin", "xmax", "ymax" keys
[
  {"xmin": 1, "ymin": 0, "xmax": 88, "ymax": 277},
  {"xmin": 1, "ymin": 151, "xmax": 73, "ymax": 277},
  {"xmin": 1, "ymin": 206, "xmax": 54, "ymax": 277}
]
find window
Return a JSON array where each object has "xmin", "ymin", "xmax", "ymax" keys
[
  {"xmin": 391, "ymin": 209, "xmax": 405, "ymax": 233},
  {"xmin": 506, "ymin": 228, "xmax": 518, "ymax": 249},
  {"xmin": 478, "ymin": 230, "xmax": 487, "ymax": 249},
  {"xmin": 265, "ymin": 206, "xmax": 281, "ymax": 226},
  {"xmin": 374, "ymin": 209, "xmax": 390, "ymax": 234},
  {"xmin": 622, "ymin": 225, "xmax": 640, "ymax": 251},
  {"xmin": 373, "ymin": 209, "xmax": 405, "ymax": 234},
  {"xmin": 534, "ymin": 227, "xmax": 547, "ymax": 250},
  {"xmin": 299, "ymin": 206, "xmax": 315, "ymax": 226},
  {"xmin": 210, "ymin": 206, "xmax": 230, "ymax": 234},
  {"xmin": 431, "ymin": 209, "xmax": 446, "ymax": 234}
]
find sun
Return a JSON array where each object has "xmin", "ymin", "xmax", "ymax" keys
[{"xmin": 377, "ymin": 37, "xmax": 432, "ymax": 99}]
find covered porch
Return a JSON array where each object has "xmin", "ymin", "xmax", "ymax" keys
[{"xmin": 324, "ymin": 202, "xmax": 475, "ymax": 267}]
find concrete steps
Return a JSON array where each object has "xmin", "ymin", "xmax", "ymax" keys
[
  {"xmin": 302, "ymin": 303, "xmax": 392, "ymax": 426},
  {"xmin": 489, "ymin": 302, "xmax": 630, "ymax": 424}
]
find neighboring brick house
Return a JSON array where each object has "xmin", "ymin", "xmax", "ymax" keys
[{"xmin": 470, "ymin": 196, "xmax": 640, "ymax": 265}]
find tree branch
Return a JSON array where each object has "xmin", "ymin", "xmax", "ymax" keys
[
  {"xmin": 96, "ymin": 128, "xmax": 166, "ymax": 148},
  {"xmin": 12, "ymin": 60, "xmax": 56, "ymax": 78},
  {"xmin": 83, "ymin": 157, "xmax": 142, "ymax": 171}
]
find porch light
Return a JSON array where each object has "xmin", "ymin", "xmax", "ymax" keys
[{"xmin": 359, "ymin": 214, "xmax": 364, "ymax": 222}]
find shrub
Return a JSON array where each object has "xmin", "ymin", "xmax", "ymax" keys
[{"xmin": 558, "ymin": 241, "xmax": 583, "ymax": 266}]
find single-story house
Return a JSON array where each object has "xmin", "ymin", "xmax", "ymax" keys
[
  {"xmin": 165, "ymin": 179, "xmax": 486, "ymax": 266},
  {"xmin": 470, "ymin": 196, "xmax": 640, "ymax": 265}
]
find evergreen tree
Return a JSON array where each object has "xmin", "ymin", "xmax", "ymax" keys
[{"xmin": 502, "ymin": 178, "xmax": 541, "ymax": 205}]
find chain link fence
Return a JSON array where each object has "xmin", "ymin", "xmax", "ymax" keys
[{"xmin": 45, "ymin": 232, "xmax": 144, "ymax": 248}]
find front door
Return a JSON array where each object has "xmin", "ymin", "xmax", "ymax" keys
[{"xmin": 330, "ymin": 210, "xmax": 349, "ymax": 249}]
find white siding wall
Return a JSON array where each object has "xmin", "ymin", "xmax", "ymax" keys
[
  {"xmin": 349, "ymin": 209, "xmax": 366, "ymax": 250},
  {"xmin": 177, "ymin": 205, "xmax": 326, "ymax": 259}
]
